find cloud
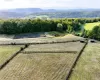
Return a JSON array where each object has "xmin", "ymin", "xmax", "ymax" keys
[
  {"xmin": 0, "ymin": 0, "xmax": 74, "ymax": 9},
  {"xmin": 4, "ymin": 0, "xmax": 13, "ymax": 1},
  {"xmin": 0, "ymin": 0, "xmax": 100, "ymax": 9},
  {"xmin": 28, "ymin": 0, "xmax": 73, "ymax": 8}
]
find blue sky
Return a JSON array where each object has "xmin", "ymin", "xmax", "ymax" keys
[{"xmin": 0, "ymin": 0, "xmax": 100, "ymax": 10}]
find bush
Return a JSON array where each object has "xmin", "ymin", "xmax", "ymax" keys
[{"xmin": 56, "ymin": 23, "xmax": 63, "ymax": 32}]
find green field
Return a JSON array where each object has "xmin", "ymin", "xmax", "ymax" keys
[
  {"xmin": 84, "ymin": 22, "xmax": 100, "ymax": 30},
  {"xmin": 0, "ymin": 45, "xmax": 23, "ymax": 65},
  {"xmin": 70, "ymin": 42, "xmax": 100, "ymax": 80}
]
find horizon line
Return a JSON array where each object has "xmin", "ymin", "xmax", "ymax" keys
[{"xmin": 0, "ymin": 7, "xmax": 100, "ymax": 10}]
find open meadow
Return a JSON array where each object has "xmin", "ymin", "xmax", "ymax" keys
[{"xmin": 84, "ymin": 22, "xmax": 100, "ymax": 30}]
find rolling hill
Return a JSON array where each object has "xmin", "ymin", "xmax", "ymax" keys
[
  {"xmin": 0, "ymin": 8, "xmax": 56, "ymax": 19},
  {"xmin": 0, "ymin": 8, "xmax": 100, "ymax": 19}
]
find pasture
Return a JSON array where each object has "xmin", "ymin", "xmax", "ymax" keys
[
  {"xmin": 84, "ymin": 22, "xmax": 100, "ymax": 30},
  {"xmin": 70, "ymin": 42, "xmax": 100, "ymax": 80}
]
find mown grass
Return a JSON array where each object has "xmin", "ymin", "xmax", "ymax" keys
[
  {"xmin": 70, "ymin": 42, "xmax": 100, "ymax": 80},
  {"xmin": 0, "ymin": 45, "xmax": 23, "ymax": 65},
  {"xmin": 84, "ymin": 22, "xmax": 100, "ymax": 30}
]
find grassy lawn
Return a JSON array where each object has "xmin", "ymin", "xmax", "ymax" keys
[
  {"xmin": 70, "ymin": 42, "xmax": 100, "ymax": 80},
  {"xmin": 0, "ymin": 45, "xmax": 23, "ymax": 65},
  {"xmin": 84, "ymin": 22, "xmax": 100, "ymax": 30}
]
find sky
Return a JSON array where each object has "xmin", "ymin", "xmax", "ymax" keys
[{"xmin": 0, "ymin": 0, "xmax": 100, "ymax": 10}]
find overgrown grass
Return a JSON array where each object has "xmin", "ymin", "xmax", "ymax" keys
[
  {"xmin": 0, "ymin": 45, "xmax": 23, "ymax": 65},
  {"xmin": 70, "ymin": 42, "xmax": 100, "ymax": 80},
  {"xmin": 84, "ymin": 22, "xmax": 100, "ymax": 30}
]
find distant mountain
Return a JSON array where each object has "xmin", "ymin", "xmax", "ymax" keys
[
  {"xmin": 0, "ymin": 8, "xmax": 100, "ymax": 19},
  {"xmin": 0, "ymin": 11, "xmax": 24, "ymax": 19},
  {"xmin": 25, "ymin": 10, "xmax": 100, "ymax": 19},
  {"xmin": 7, "ymin": 8, "xmax": 43, "ymax": 14},
  {"xmin": 0, "ymin": 8, "xmax": 56, "ymax": 19}
]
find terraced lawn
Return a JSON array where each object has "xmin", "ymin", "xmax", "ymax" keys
[
  {"xmin": 0, "ymin": 45, "xmax": 23, "ymax": 65},
  {"xmin": 70, "ymin": 42, "xmax": 100, "ymax": 80}
]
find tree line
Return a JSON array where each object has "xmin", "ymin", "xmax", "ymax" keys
[
  {"xmin": 0, "ymin": 18, "xmax": 100, "ymax": 36},
  {"xmin": 81, "ymin": 25, "xmax": 100, "ymax": 40}
]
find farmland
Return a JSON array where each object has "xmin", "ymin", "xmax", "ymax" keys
[
  {"xmin": 0, "ymin": 40, "xmax": 86, "ymax": 80},
  {"xmin": 0, "ymin": 45, "xmax": 23, "ymax": 65},
  {"xmin": 70, "ymin": 42, "xmax": 100, "ymax": 80},
  {"xmin": 0, "ymin": 8, "xmax": 100, "ymax": 80},
  {"xmin": 0, "ymin": 53, "xmax": 77, "ymax": 80},
  {"xmin": 0, "ymin": 34, "xmax": 83, "ymax": 44},
  {"xmin": 0, "ymin": 33, "xmax": 99, "ymax": 80},
  {"xmin": 24, "ymin": 42, "xmax": 84, "ymax": 52},
  {"xmin": 84, "ymin": 22, "xmax": 100, "ymax": 30}
]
